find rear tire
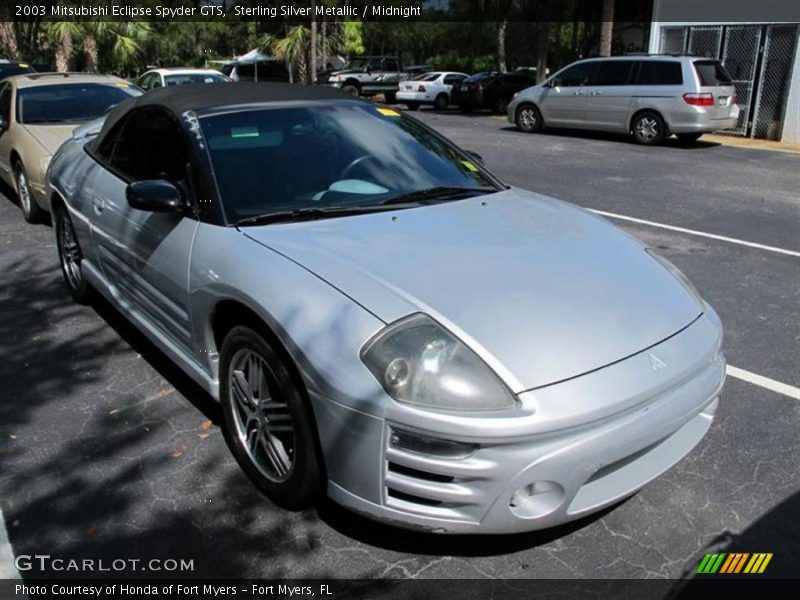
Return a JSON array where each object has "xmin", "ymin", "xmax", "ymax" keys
[
  {"xmin": 15, "ymin": 164, "xmax": 44, "ymax": 224},
  {"xmin": 631, "ymin": 111, "xmax": 666, "ymax": 146},
  {"xmin": 341, "ymin": 83, "xmax": 359, "ymax": 97},
  {"xmin": 220, "ymin": 326, "xmax": 323, "ymax": 509},
  {"xmin": 493, "ymin": 97, "xmax": 510, "ymax": 115},
  {"xmin": 676, "ymin": 132, "xmax": 703, "ymax": 145},
  {"xmin": 53, "ymin": 203, "xmax": 95, "ymax": 305},
  {"xmin": 405, "ymin": 102, "xmax": 420, "ymax": 111},
  {"xmin": 515, "ymin": 103, "xmax": 542, "ymax": 133},
  {"xmin": 433, "ymin": 93, "xmax": 449, "ymax": 111}
]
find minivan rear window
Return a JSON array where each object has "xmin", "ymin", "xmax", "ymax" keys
[
  {"xmin": 694, "ymin": 60, "xmax": 733, "ymax": 86},
  {"xmin": 636, "ymin": 61, "xmax": 683, "ymax": 85}
]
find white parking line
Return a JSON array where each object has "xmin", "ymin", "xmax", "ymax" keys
[
  {"xmin": 0, "ymin": 507, "xmax": 19, "ymax": 579},
  {"xmin": 727, "ymin": 365, "xmax": 800, "ymax": 400},
  {"xmin": 590, "ymin": 209, "xmax": 800, "ymax": 258}
]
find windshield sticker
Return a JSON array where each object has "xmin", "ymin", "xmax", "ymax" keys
[
  {"xmin": 377, "ymin": 107, "xmax": 401, "ymax": 117},
  {"xmin": 461, "ymin": 160, "xmax": 479, "ymax": 172},
  {"xmin": 182, "ymin": 110, "xmax": 205, "ymax": 150}
]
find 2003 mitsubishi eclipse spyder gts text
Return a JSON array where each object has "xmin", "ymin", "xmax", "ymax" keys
[{"xmin": 46, "ymin": 83, "xmax": 725, "ymax": 534}]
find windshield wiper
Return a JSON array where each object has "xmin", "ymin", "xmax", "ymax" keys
[
  {"xmin": 381, "ymin": 186, "xmax": 496, "ymax": 206},
  {"xmin": 233, "ymin": 204, "xmax": 413, "ymax": 227}
]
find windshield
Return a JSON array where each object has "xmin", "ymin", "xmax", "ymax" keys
[
  {"xmin": 343, "ymin": 58, "xmax": 370, "ymax": 70},
  {"xmin": 17, "ymin": 83, "xmax": 141, "ymax": 124},
  {"xmin": 200, "ymin": 104, "xmax": 499, "ymax": 223},
  {"xmin": 165, "ymin": 73, "xmax": 227, "ymax": 86}
]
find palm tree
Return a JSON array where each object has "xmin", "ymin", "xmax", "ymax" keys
[
  {"xmin": 107, "ymin": 22, "xmax": 152, "ymax": 74},
  {"xmin": 45, "ymin": 22, "xmax": 81, "ymax": 72},
  {"xmin": 0, "ymin": 4, "xmax": 20, "ymax": 60},
  {"xmin": 310, "ymin": 0, "xmax": 318, "ymax": 83},
  {"xmin": 272, "ymin": 25, "xmax": 311, "ymax": 84},
  {"xmin": 599, "ymin": 0, "xmax": 615, "ymax": 57}
]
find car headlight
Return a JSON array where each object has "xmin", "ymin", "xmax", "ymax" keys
[
  {"xmin": 328, "ymin": 75, "xmax": 341, "ymax": 83},
  {"xmin": 645, "ymin": 248, "xmax": 704, "ymax": 306},
  {"xmin": 361, "ymin": 313, "xmax": 517, "ymax": 411},
  {"xmin": 40, "ymin": 154, "xmax": 52, "ymax": 175}
]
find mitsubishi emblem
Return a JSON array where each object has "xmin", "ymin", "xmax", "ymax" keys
[{"xmin": 649, "ymin": 353, "xmax": 667, "ymax": 372}]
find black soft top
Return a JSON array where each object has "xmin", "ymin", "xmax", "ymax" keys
[{"xmin": 97, "ymin": 82, "xmax": 357, "ymax": 142}]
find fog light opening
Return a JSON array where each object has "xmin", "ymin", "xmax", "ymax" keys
[{"xmin": 509, "ymin": 481, "xmax": 564, "ymax": 519}]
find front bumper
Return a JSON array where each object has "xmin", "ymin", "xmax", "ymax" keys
[{"xmin": 311, "ymin": 313, "xmax": 724, "ymax": 534}]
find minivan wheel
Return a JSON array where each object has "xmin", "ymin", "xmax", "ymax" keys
[
  {"xmin": 220, "ymin": 326, "xmax": 323, "ymax": 509},
  {"xmin": 516, "ymin": 104, "xmax": 542, "ymax": 133},
  {"xmin": 15, "ymin": 164, "xmax": 44, "ymax": 224},
  {"xmin": 433, "ymin": 93, "xmax": 449, "ymax": 111},
  {"xmin": 632, "ymin": 111, "xmax": 666, "ymax": 145},
  {"xmin": 54, "ymin": 203, "xmax": 95, "ymax": 304},
  {"xmin": 676, "ymin": 132, "xmax": 703, "ymax": 145}
]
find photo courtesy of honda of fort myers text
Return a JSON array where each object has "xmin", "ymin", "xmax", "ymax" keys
[{"xmin": 1, "ymin": 0, "xmax": 800, "ymax": 600}]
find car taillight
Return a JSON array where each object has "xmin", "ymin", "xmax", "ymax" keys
[
  {"xmin": 469, "ymin": 83, "xmax": 482, "ymax": 91},
  {"xmin": 418, "ymin": 84, "xmax": 426, "ymax": 92},
  {"xmin": 683, "ymin": 93, "xmax": 714, "ymax": 106}
]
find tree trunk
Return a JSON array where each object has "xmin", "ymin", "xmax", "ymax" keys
[
  {"xmin": 0, "ymin": 16, "xmax": 20, "ymax": 60},
  {"xmin": 320, "ymin": 18, "xmax": 328, "ymax": 72},
  {"xmin": 84, "ymin": 32, "xmax": 98, "ymax": 72},
  {"xmin": 599, "ymin": 0, "xmax": 615, "ymax": 57},
  {"xmin": 497, "ymin": 19, "xmax": 507, "ymax": 72},
  {"xmin": 55, "ymin": 28, "xmax": 73, "ymax": 72},
  {"xmin": 535, "ymin": 23, "xmax": 551, "ymax": 84},
  {"xmin": 309, "ymin": 1, "xmax": 317, "ymax": 84}
]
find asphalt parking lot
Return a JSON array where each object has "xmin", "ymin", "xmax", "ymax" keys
[{"xmin": 0, "ymin": 109, "xmax": 798, "ymax": 581}]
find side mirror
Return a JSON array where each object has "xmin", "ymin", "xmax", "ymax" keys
[
  {"xmin": 0, "ymin": 115, "xmax": 8, "ymax": 133},
  {"xmin": 465, "ymin": 150, "xmax": 484, "ymax": 165},
  {"xmin": 126, "ymin": 180, "xmax": 183, "ymax": 213}
]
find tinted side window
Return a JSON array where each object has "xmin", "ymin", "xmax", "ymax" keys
[
  {"xmin": 694, "ymin": 60, "xmax": 733, "ymax": 85},
  {"xmin": 110, "ymin": 109, "xmax": 189, "ymax": 183},
  {"xmin": 595, "ymin": 60, "xmax": 635, "ymax": 85},
  {"xmin": 554, "ymin": 62, "xmax": 595, "ymax": 87},
  {"xmin": 443, "ymin": 74, "xmax": 464, "ymax": 85},
  {"xmin": 384, "ymin": 59, "xmax": 400, "ymax": 72},
  {"xmin": 636, "ymin": 61, "xmax": 683, "ymax": 85},
  {"xmin": 0, "ymin": 84, "xmax": 11, "ymax": 121}
]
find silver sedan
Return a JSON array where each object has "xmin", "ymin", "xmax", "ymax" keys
[{"xmin": 47, "ymin": 83, "xmax": 725, "ymax": 534}]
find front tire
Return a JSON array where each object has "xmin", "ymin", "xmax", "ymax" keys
[
  {"xmin": 220, "ymin": 326, "xmax": 323, "ymax": 509},
  {"xmin": 54, "ymin": 203, "xmax": 95, "ymax": 305},
  {"xmin": 632, "ymin": 111, "xmax": 666, "ymax": 145},
  {"xmin": 16, "ymin": 164, "xmax": 44, "ymax": 223},
  {"xmin": 515, "ymin": 103, "xmax": 542, "ymax": 133},
  {"xmin": 341, "ymin": 83, "xmax": 359, "ymax": 97}
]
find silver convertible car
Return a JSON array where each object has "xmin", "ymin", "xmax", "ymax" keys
[{"xmin": 47, "ymin": 83, "xmax": 725, "ymax": 534}]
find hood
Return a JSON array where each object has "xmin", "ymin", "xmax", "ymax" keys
[
  {"xmin": 244, "ymin": 189, "xmax": 702, "ymax": 392},
  {"xmin": 23, "ymin": 124, "xmax": 75, "ymax": 155}
]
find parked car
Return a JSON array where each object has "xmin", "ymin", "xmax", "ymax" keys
[
  {"xmin": 451, "ymin": 71, "xmax": 535, "ymax": 114},
  {"xmin": 397, "ymin": 71, "xmax": 469, "ymax": 111},
  {"xmin": 222, "ymin": 60, "xmax": 290, "ymax": 83},
  {"xmin": 0, "ymin": 59, "xmax": 35, "ymax": 81},
  {"xmin": 319, "ymin": 56, "xmax": 404, "ymax": 102},
  {"xmin": 135, "ymin": 68, "xmax": 229, "ymax": 90},
  {"xmin": 47, "ymin": 83, "xmax": 725, "ymax": 534},
  {"xmin": 0, "ymin": 72, "xmax": 141, "ymax": 222},
  {"xmin": 508, "ymin": 55, "xmax": 739, "ymax": 145}
]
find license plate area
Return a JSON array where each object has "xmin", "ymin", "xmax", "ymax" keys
[{"xmin": 718, "ymin": 96, "xmax": 728, "ymax": 106}]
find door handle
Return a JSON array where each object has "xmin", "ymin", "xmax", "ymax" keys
[{"xmin": 92, "ymin": 196, "xmax": 104, "ymax": 215}]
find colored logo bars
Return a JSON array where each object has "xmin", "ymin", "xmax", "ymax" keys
[{"xmin": 697, "ymin": 552, "xmax": 773, "ymax": 574}]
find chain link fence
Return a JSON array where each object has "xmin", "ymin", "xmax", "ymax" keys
[{"xmin": 659, "ymin": 24, "xmax": 799, "ymax": 139}]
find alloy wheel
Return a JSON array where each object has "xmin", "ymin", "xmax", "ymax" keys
[
  {"xmin": 17, "ymin": 170, "xmax": 31, "ymax": 215},
  {"xmin": 228, "ymin": 348, "xmax": 295, "ymax": 482},
  {"xmin": 59, "ymin": 214, "xmax": 83, "ymax": 289},
  {"xmin": 519, "ymin": 107, "xmax": 538, "ymax": 130},
  {"xmin": 636, "ymin": 117, "xmax": 659, "ymax": 142}
]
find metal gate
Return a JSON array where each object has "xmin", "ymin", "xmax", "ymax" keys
[{"xmin": 660, "ymin": 24, "xmax": 799, "ymax": 139}]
